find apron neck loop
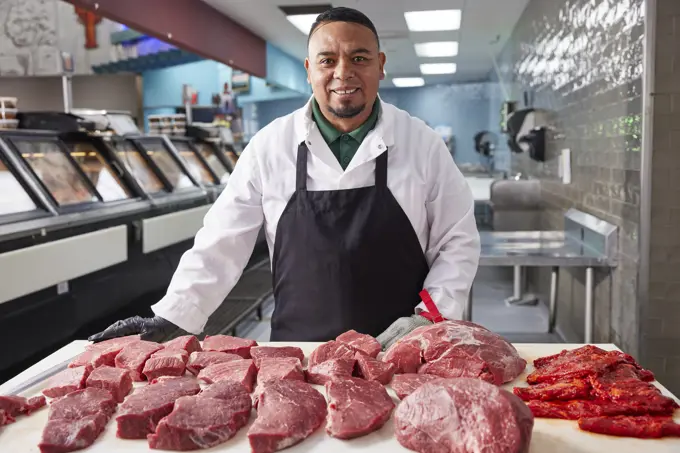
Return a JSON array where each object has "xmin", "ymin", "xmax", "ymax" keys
[
  {"xmin": 375, "ymin": 149, "xmax": 388, "ymax": 188},
  {"xmin": 296, "ymin": 141, "xmax": 309, "ymax": 191}
]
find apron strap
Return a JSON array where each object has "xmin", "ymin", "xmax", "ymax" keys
[
  {"xmin": 375, "ymin": 149, "xmax": 388, "ymax": 188},
  {"xmin": 296, "ymin": 141, "xmax": 309, "ymax": 191}
]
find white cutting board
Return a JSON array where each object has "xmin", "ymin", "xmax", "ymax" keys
[{"xmin": 1, "ymin": 342, "xmax": 679, "ymax": 453}]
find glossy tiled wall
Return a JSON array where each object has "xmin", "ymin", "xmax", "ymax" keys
[{"xmin": 493, "ymin": 0, "xmax": 644, "ymax": 356}]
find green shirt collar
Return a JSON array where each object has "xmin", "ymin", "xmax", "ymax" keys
[{"xmin": 312, "ymin": 98, "xmax": 381, "ymax": 145}]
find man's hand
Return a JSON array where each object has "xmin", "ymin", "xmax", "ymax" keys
[
  {"xmin": 376, "ymin": 314, "xmax": 433, "ymax": 350},
  {"xmin": 88, "ymin": 316, "xmax": 177, "ymax": 343}
]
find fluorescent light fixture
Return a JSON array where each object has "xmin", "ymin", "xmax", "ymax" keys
[
  {"xmin": 414, "ymin": 41, "xmax": 459, "ymax": 58},
  {"xmin": 392, "ymin": 77, "xmax": 425, "ymax": 87},
  {"xmin": 404, "ymin": 10, "xmax": 462, "ymax": 32},
  {"xmin": 286, "ymin": 14, "xmax": 318, "ymax": 34},
  {"xmin": 420, "ymin": 63, "xmax": 457, "ymax": 74}
]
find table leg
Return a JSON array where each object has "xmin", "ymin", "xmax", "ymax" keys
[
  {"xmin": 585, "ymin": 267, "xmax": 594, "ymax": 343},
  {"xmin": 465, "ymin": 284, "xmax": 473, "ymax": 321},
  {"xmin": 505, "ymin": 265, "xmax": 538, "ymax": 306},
  {"xmin": 549, "ymin": 266, "xmax": 559, "ymax": 333}
]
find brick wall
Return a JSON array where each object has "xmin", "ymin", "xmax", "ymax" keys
[{"xmin": 492, "ymin": 0, "xmax": 644, "ymax": 356}]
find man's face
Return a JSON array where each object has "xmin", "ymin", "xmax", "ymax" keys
[{"xmin": 305, "ymin": 21, "xmax": 386, "ymax": 120}]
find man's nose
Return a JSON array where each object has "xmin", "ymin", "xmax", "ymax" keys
[{"xmin": 334, "ymin": 58, "xmax": 355, "ymax": 80}]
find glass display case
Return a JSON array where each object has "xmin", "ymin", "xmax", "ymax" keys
[
  {"xmin": 110, "ymin": 140, "xmax": 167, "ymax": 195},
  {"xmin": 0, "ymin": 154, "xmax": 39, "ymax": 216},
  {"xmin": 169, "ymin": 139, "xmax": 217, "ymax": 186},
  {"xmin": 134, "ymin": 138, "xmax": 196, "ymax": 190},
  {"xmin": 66, "ymin": 141, "xmax": 132, "ymax": 202},
  {"xmin": 193, "ymin": 141, "xmax": 230, "ymax": 183}
]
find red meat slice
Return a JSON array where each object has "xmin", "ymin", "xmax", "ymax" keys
[
  {"xmin": 86, "ymin": 335, "xmax": 141, "ymax": 351},
  {"xmin": 382, "ymin": 342, "xmax": 422, "ymax": 374},
  {"xmin": 143, "ymin": 350, "xmax": 187, "ymax": 381},
  {"xmin": 70, "ymin": 335, "xmax": 142, "ymax": 369},
  {"xmin": 248, "ymin": 380, "xmax": 327, "ymax": 453},
  {"xmin": 116, "ymin": 376, "xmax": 200, "ymax": 439},
  {"xmin": 526, "ymin": 398, "xmax": 676, "ymax": 420},
  {"xmin": 0, "ymin": 409, "xmax": 14, "ymax": 426},
  {"xmin": 513, "ymin": 379, "xmax": 591, "ymax": 402},
  {"xmin": 86, "ymin": 366, "xmax": 133, "ymax": 403},
  {"xmin": 202, "ymin": 335, "xmax": 257, "ymax": 359},
  {"xmin": 336, "ymin": 330, "xmax": 381, "ymax": 358},
  {"xmin": 250, "ymin": 346, "xmax": 305, "ymax": 368},
  {"xmin": 198, "ymin": 359, "xmax": 257, "ymax": 392},
  {"xmin": 354, "ymin": 352, "xmax": 396, "ymax": 385},
  {"xmin": 308, "ymin": 341, "xmax": 355, "ymax": 368},
  {"xmin": 115, "ymin": 340, "xmax": 164, "ymax": 381},
  {"xmin": 152, "ymin": 348, "xmax": 189, "ymax": 363},
  {"xmin": 325, "ymin": 377, "xmax": 395, "ymax": 439},
  {"xmin": 418, "ymin": 354, "xmax": 495, "ymax": 382},
  {"xmin": 0, "ymin": 394, "xmax": 47, "ymax": 417},
  {"xmin": 162, "ymin": 335, "xmax": 202, "ymax": 354},
  {"xmin": 394, "ymin": 378, "xmax": 534, "ymax": 453},
  {"xmin": 256, "ymin": 357, "xmax": 304, "ymax": 387},
  {"xmin": 578, "ymin": 415, "xmax": 680, "ymax": 438},
  {"xmin": 389, "ymin": 374, "xmax": 445, "ymax": 400},
  {"xmin": 43, "ymin": 365, "xmax": 92, "ymax": 398},
  {"xmin": 306, "ymin": 358, "xmax": 355, "ymax": 385},
  {"xmin": 186, "ymin": 351, "xmax": 243, "ymax": 375}
]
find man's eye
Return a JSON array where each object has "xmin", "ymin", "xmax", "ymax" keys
[
  {"xmin": 320, "ymin": 59, "xmax": 335, "ymax": 65},
  {"xmin": 354, "ymin": 56, "xmax": 367, "ymax": 62}
]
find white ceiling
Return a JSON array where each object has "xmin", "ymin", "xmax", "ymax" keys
[{"xmin": 202, "ymin": 0, "xmax": 530, "ymax": 87}]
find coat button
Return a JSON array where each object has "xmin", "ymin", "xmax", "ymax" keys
[
  {"xmin": 342, "ymin": 135, "xmax": 350, "ymax": 141},
  {"xmin": 306, "ymin": 140, "xmax": 311, "ymax": 145},
  {"xmin": 378, "ymin": 144, "xmax": 384, "ymax": 149}
]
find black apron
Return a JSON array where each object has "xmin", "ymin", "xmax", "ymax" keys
[{"xmin": 270, "ymin": 142, "xmax": 430, "ymax": 341}]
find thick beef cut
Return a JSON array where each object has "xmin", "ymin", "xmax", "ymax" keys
[
  {"xmin": 248, "ymin": 380, "xmax": 327, "ymax": 453},
  {"xmin": 116, "ymin": 376, "xmax": 200, "ymax": 439},
  {"xmin": 308, "ymin": 341, "xmax": 355, "ymax": 368},
  {"xmin": 578, "ymin": 415, "xmax": 680, "ymax": 438},
  {"xmin": 86, "ymin": 366, "xmax": 133, "ymax": 403},
  {"xmin": 148, "ymin": 381, "xmax": 252, "ymax": 450},
  {"xmin": 162, "ymin": 335, "xmax": 202, "ymax": 354},
  {"xmin": 202, "ymin": 335, "xmax": 257, "ymax": 359},
  {"xmin": 43, "ymin": 365, "xmax": 92, "ymax": 398},
  {"xmin": 198, "ymin": 359, "xmax": 257, "ymax": 392},
  {"xmin": 336, "ymin": 330, "xmax": 381, "ymax": 358},
  {"xmin": 326, "ymin": 377, "xmax": 394, "ymax": 439},
  {"xmin": 355, "ymin": 353, "xmax": 395, "ymax": 385},
  {"xmin": 115, "ymin": 340, "xmax": 164, "ymax": 381},
  {"xmin": 70, "ymin": 335, "xmax": 142, "ymax": 369},
  {"xmin": 250, "ymin": 346, "xmax": 305, "ymax": 368},
  {"xmin": 390, "ymin": 374, "xmax": 445, "ymax": 400},
  {"xmin": 0, "ymin": 394, "xmax": 46, "ymax": 421},
  {"xmin": 143, "ymin": 349, "xmax": 188, "ymax": 381},
  {"xmin": 39, "ymin": 388, "xmax": 117, "ymax": 453},
  {"xmin": 257, "ymin": 357, "xmax": 304, "ymax": 387},
  {"xmin": 383, "ymin": 320, "xmax": 526, "ymax": 384},
  {"xmin": 306, "ymin": 358, "xmax": 355, "ymax": 385},
  {"xmin": 395, "ymin": 378, "xmax": 534, "ymax": 453},
  {"xmin": 186, "ymin": 351, "xmax": 242, "ymax": 375}
]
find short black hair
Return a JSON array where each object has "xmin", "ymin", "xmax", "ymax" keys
[{"xmin": 308, "ymin": 7, "xmax": 380, "ymax": 49}]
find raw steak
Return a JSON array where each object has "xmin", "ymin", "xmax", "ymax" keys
[
  {"xmin": 578, "ymin": 415, "xmax": 680, "ymax": 438},
  {"xmin": 0, "ymin": 394, "xmax": 46, "ymax": 417},
  {"xmin": 250, "ymin": 346, "xmax": 305, "ymax": 368},
  {"xmin": 257, "ymin": 357, "xmax": 304, "ymax": 386},
  {"xmin": 308, "ymin": 341, "xmax": 355, "ymax": 368},
  {"xmin": 186, "ymin": 351, "xmax": 243, "ymax": 375},
  {"xmin": 202, "ymin": 335, "xmax": 257, "ymax": 358},
  {"xmin": 395, "ymin": 378, "xmax": 534, "ymax": 453},
  {"xmin": 148, "ymin": 382, "xmax": 252, "ymax": 450},
  {"xmin": 513, "ymin": 379, "xmax": 591, "ymax": 402},
  {"xmin": 70, "ymin": 335, "xmax": 142, "ymax": 369},
  {"xmin": 248, "ymin": 380, "xmax": 327, "ymax": 453},
  {"xmin": 162, "ymin": 335, "xmax": 202, "ymax": 354},
  {"xmin": 143, "ymin": 350, "xmax": 187, "ymax": 381},
  {"xmin": 43, "ymin": 365, "xmax": 92, "ymax": 398},
  {"xmin": 116, "ymin": 376, "xmax": 200, "ymax": 439},
  {"xmin": 115, "ymin": 340, "xmax": 164, "ymax": 381},
  {"xmin": 337, "ymin": 330, "xmax": 381, "ymax": 358},
  {"xmin": 355, "ymin": 352, "xmax": 395, "ymax": 385},
  {"xmin": 39, "ymin": 388, "xmax": 117, "ymax": 453},
  {"xmin": 390, "ymin": 374, "xmax": 445, "ymax": 400},
  {"xmin": 0, "ymin": 409, "xmax": 14, "ymax": 426},
  {"xmin": 86, "ymin": 366, "xmax": 133, "ymax": 403},
  {"xmin": 383, "ymin": 320, "xmax": 526, "ymax": 384},
  {"xmin": 306, "ymin": 358, "xmax": 355, "ymax": 385},
  {"xmin": 198, "ymin": 359, "xmax": 257, "ymax": 392},
  {"xmin": 325, "ymin": 377, "xmax": 394, "ymax": 439}
]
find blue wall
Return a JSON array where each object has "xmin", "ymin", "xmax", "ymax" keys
[{"xmin": 265, "ymin": 43, "xmax": 312, "ymax": 96}]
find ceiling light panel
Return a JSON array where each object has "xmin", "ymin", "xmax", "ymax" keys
[
  {"xmin": 404, "ymin": 10, "xmax": 462, "ymax": 32},
  {"xmin": 420, "ymin": 63, "xmax": 457, "ymax": 74},
  {"xmin": 392, "ymin": 77, "xmax": 425, "ymax": 87},
  {"xmin": 279, "ymin": 4, "xmax": 333, "ymax": 34},
  {"xmin": 286, "ymin": 14, "xmax": 318, "ymax": 34},
  {"xmin": 414, "ymin": 41, "xmax": 459, "ymax": 58}
]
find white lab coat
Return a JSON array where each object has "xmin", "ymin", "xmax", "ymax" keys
[{"xmin": 152, "ymin": 97, "xmax": 481, "ymax": 335}]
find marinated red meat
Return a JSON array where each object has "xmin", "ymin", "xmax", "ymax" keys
[
  {"xmin": 186, "ymin": 351, "xmax": 243, "ymax": 375},
  {"xmin": 86, "ymin": 366, "xmax": 133, "ymax": 403},
  {"xmin": 0, "ymin": 409, "xmax": 14, "ymax": 426},
  {"xmin": 248, "ymin": 380, "xmax": 327, "ymax": 453},
  {"xmin": 202, "ymin": 335, "xmax": 257, "ymax": 359},
  {"xmin": 308, "ymin": 341, "xmax": 355, "ymax": 368},
  {"xmin": 148, "ymin": 382, "xmax": 251, "ymax": 450},
  {"xmin": 306, "ymin": 358, "xmax": 355, "ymax": 385},
  {"xmin": 116, "ymin": 376, "xmax": 200, "ymax": 439},
  {"xmin": 513, "ymin": 379, "xmax": 591, "ymax": 402},
  {"xmin": 578, "ymin": 415, "xmax": 680, "ymax": 438},
  {"xmin": 390, "ymin": 374, "xmax": 444, "ymax": 400},
  {"xmin": 250, "ymin": 346, "xmax": 305, "ymax": 368},
  {"xmin": 43, "ymin": 365, "xmax": 92, "ymax": 398},
  {"xmin": 162, "ymin": 335, "xmax": 202, "ymax": 354},
  {"xmin": 143, "ymin": 350, "xmax": 187, "ymax": 381},
  {"xmin": 325, "ymin": 377, "xmax": 394, "ymax": 439},
  {"xmin": 336, "ymin": 330, "xmax": 381, "ymax": 358},
  {"xmin": 198, "ymin": 359, "xmax": 257, "ymax": 392},
  {"xmin": 383, "ymin": 321, "xmax": 526, "ymax": 384},
  {"xmin": 256, "ymin": 357, "xmax": 304, "ymax": 387},
  {"xmin": 115, "ymin": 340, "xmax": 164, "ymax": 381},
  {"xmin": 394, "ymin": 378, "xmax": 534, "ymax": 453},
  {"xmin": 70, "ymin": 335, "xmax": 141, "ymax": 369},
  {"xmin": 354, "ymin": 352, "xmax": 395, "ymax": 385},
  {"xmin": 0, "ymin": 394, "xmax": 47, "ymax": 417}
]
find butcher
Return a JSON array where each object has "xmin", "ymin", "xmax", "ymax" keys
[{"xmin": 89, "ymin": 7, "xmax": 480, "ymax": 349}]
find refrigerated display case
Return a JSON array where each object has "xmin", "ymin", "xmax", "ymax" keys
[{"xmin": 167, "ymin": 137, "xmax": 218, "ymax": 187}]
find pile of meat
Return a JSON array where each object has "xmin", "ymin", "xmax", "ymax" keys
[{"xmin": 514, "ymin": 345, "xmax": 680, "ymax": 438}]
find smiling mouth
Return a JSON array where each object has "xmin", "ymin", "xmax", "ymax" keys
[{"xmin": 332, "ymin": 88, "xmax": 360, "ymax": 95}]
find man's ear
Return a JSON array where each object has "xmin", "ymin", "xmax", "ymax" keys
[
  {"xmin": 379, "ymin": 52, "xmax": 386, "ymax": 80},
  {"xmin": 304, "ymin": 58, "xmax": 311, "ymax": 83}
]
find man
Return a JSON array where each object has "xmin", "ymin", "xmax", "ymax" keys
[{"xmin": 89, "ymin": 7, "xmax": 480, "ymax": 349}]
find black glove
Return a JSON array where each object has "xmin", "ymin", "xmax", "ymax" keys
[{"xmin": 88, "ymin": 316, "xmax": 177, "ymax": 343}]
